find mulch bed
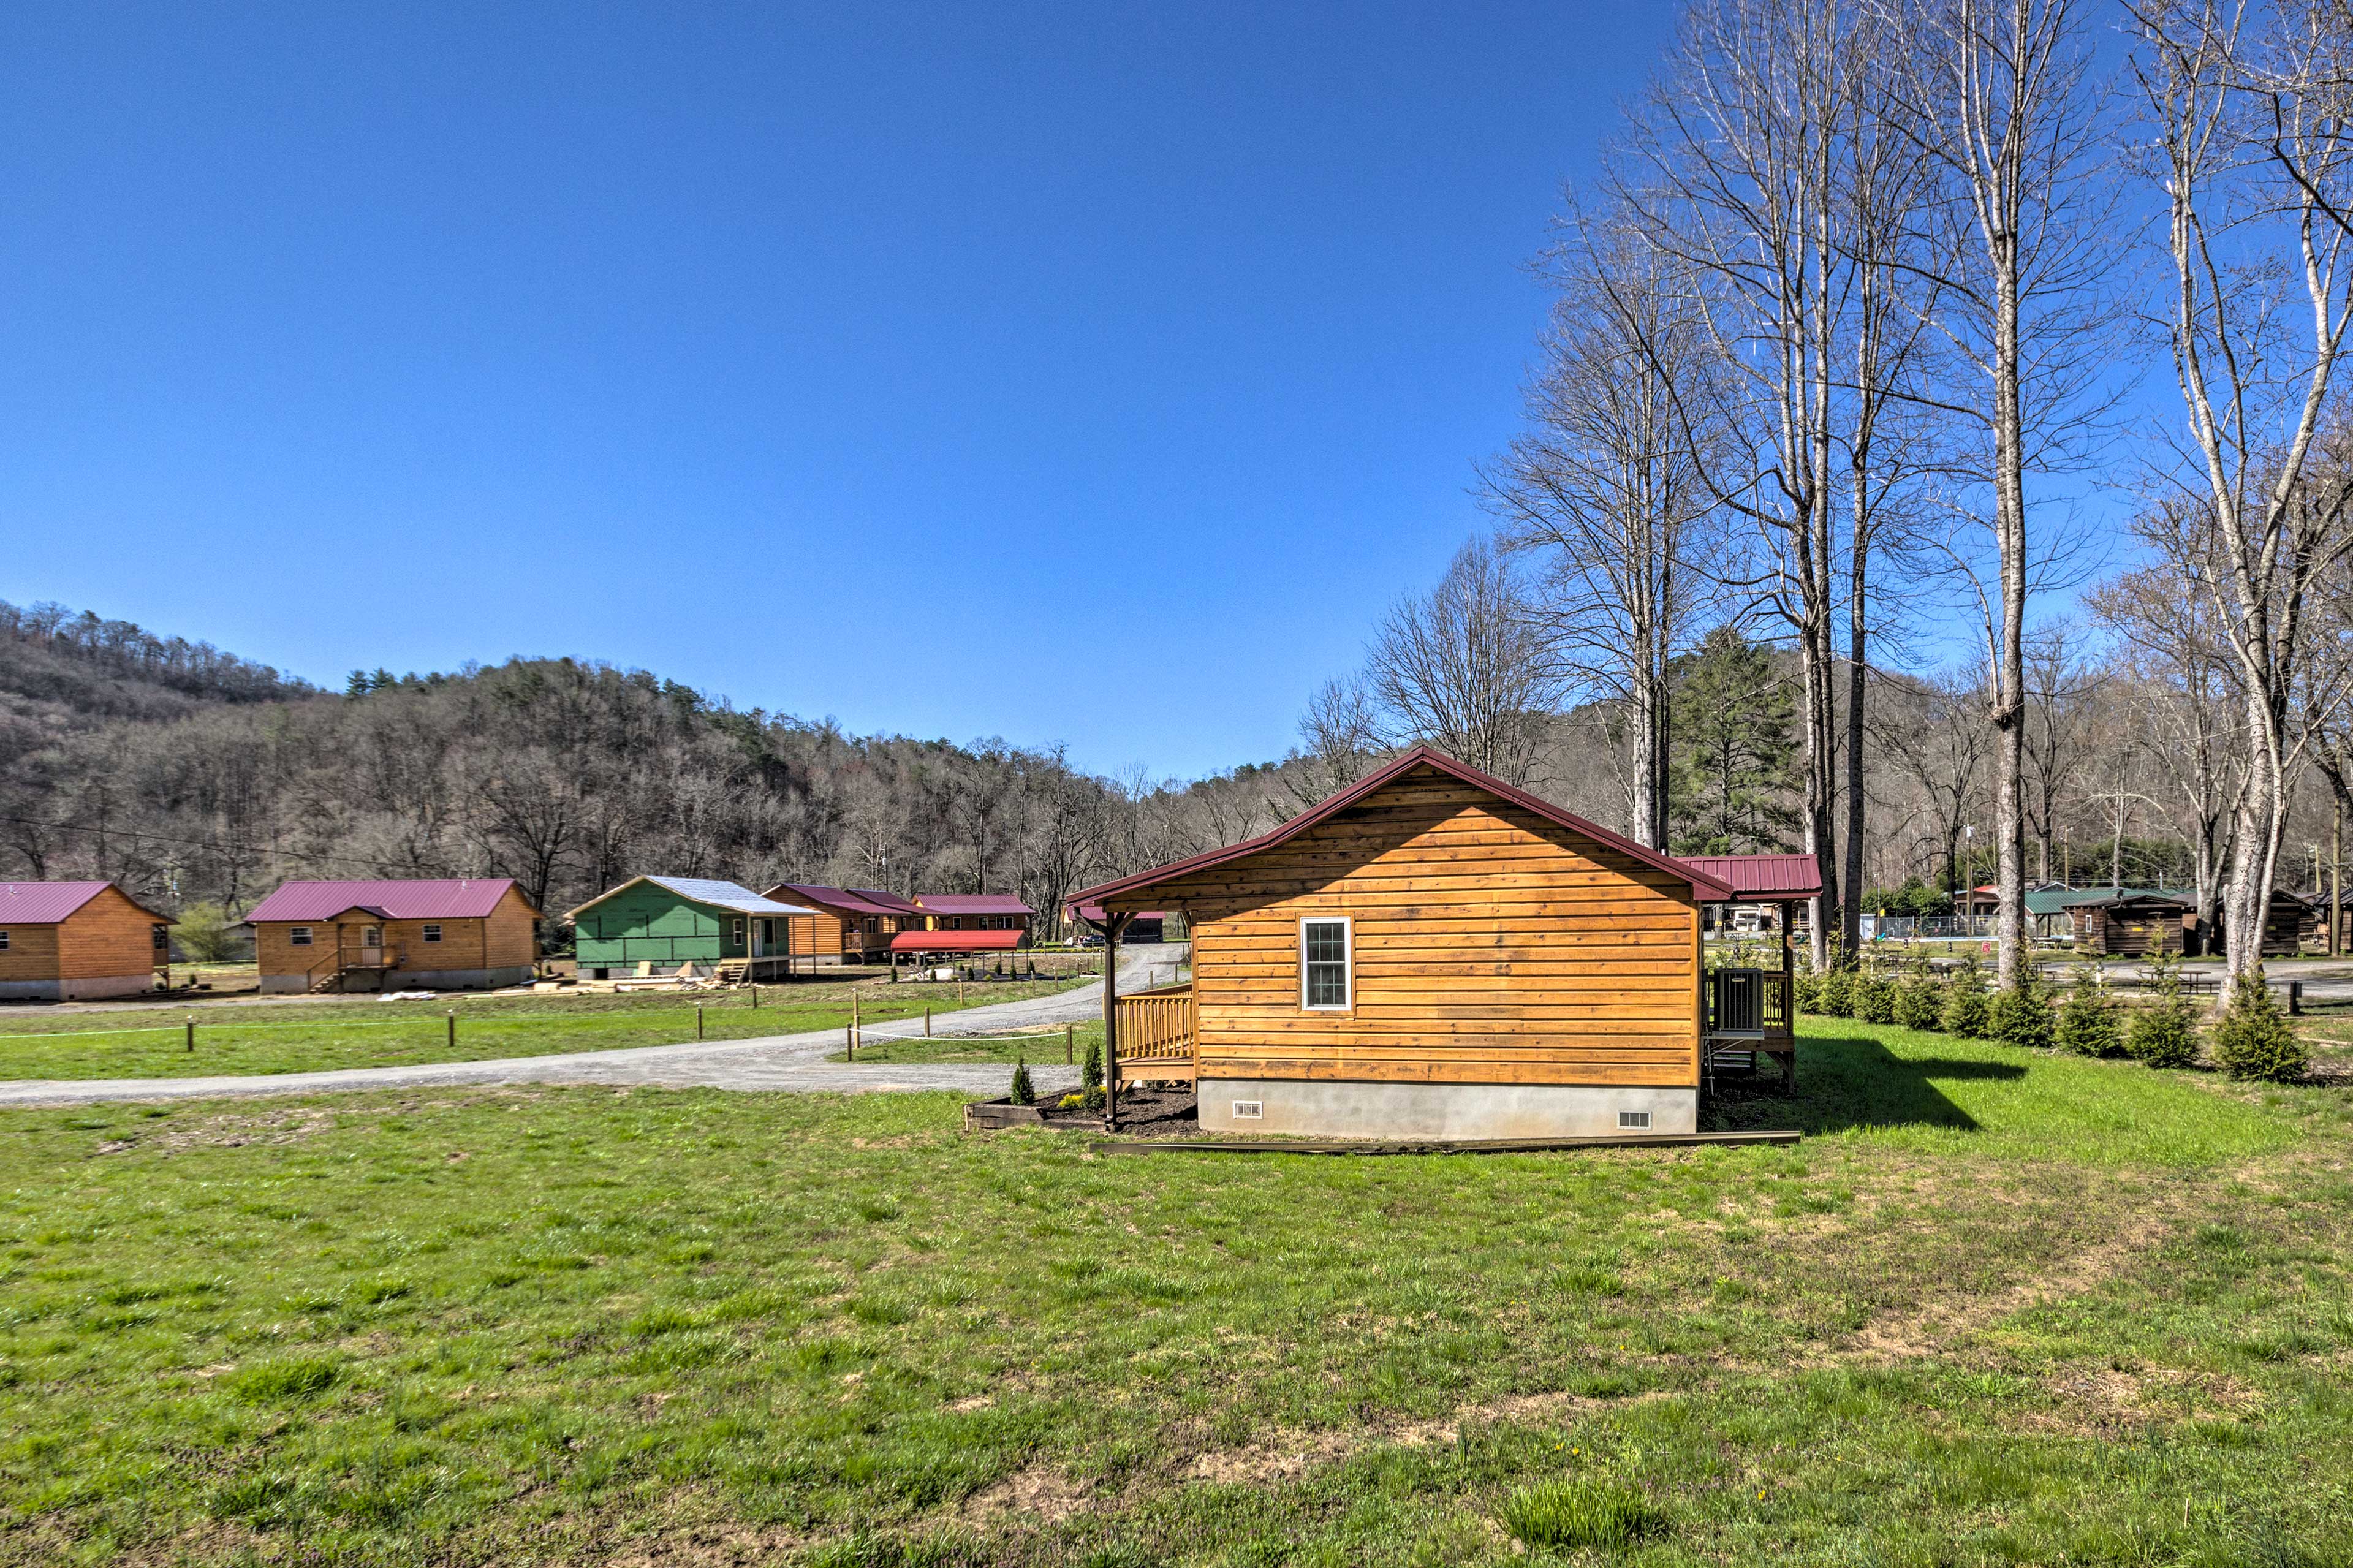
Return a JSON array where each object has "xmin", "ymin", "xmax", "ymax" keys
[{"xmin": 966, "ymin": 1085, "xmax": 1197, "ymax": 1137}]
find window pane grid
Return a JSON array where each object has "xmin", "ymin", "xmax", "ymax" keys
[{"xmin": 1302, "ymin": 919, "xmax": 1348, "ymax": 1009}]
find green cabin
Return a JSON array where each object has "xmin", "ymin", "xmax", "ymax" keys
[{"xmin": 567, "ymin": 876, "xmax": 814, "ymax": 983}]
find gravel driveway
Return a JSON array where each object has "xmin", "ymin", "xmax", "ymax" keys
[{"xmin": 0, "ymin": 944, "xmax": 1188, "ymax": 1108}]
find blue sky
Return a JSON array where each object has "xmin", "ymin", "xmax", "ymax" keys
[{"xmin": 0, "ymin": 3, "xmax": 1675, "ymax": 779}]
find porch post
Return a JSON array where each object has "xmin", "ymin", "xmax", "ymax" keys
[
  {"xmin": 1100, "ymin": 911, "xmax": 1132, "ymax": 1131},
  {"xmin": 1778, "ymin": 901, "xmax": 1795, "ymax": 1094}
]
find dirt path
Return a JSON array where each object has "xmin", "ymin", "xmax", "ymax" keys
[{"xmin": 0, "ymin": 944, "xmax": 1186, "ymax": 1108}]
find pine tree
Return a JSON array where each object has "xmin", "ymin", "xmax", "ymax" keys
[
  {"xmin": 1009, "ymin": 1057, "xmax": 1036, "ymax": 1106},
  {"xmin": 1667, "ymin": 626, "xmax": 1803, "ymax": 855},
  {"xmin": 2210, "ymin": 968, "xmax": 2308, "ymax": 1083},
  {"xmin": 1819, "ymin": 966, "xmax": 1854, "ymax": 1018},
  {"xmin": 1941, "ymin": 956, "xmax": 1991, "ymax": 1039},
  {"xmin": 1990, "ymin": 973, "xmax": 2055, "ymax": 1050},
  {"xmin": 1895, "ymin": 965, "xmax": 1946, "ymax": 1031},
  {"xmin": 1793, "ymin": 970, "xmax": 1822, "ymax": 1013},
  {"xmin": 2126, "ymin": 946, "xmax": 2199, "ymax": 1069},
  {"xmin": 1854, "ymin": 970, "xmax": 1896, "ymax": 1025},
  {"xmin": 1081, "ymin": 1038, "xmax": 1105, "ymax": 1110},
  {"xmin": 2052, "ymin": 966, "xmax": 2123, "ymax": 1056}
]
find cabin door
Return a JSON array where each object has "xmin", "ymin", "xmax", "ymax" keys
[{"xmin": 358, "ymin": 925, "xmax": 385, "ymax": 966}]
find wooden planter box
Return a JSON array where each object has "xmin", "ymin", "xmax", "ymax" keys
[{"xmin": 963, "ymin": 1098, "xmax": 1047, "ymax": 1131}]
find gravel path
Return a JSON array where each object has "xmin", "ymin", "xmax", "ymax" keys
[{"xmin": 0, "ymin": 944, "xmax": 1187, "ymax": 1108}]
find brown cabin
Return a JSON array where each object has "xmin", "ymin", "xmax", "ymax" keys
[
  {"xmin": 1066, "ymin": 747, "xmax": 1744, "ymax": 1140},
  {"xmin": 246, "ymin": 879, "xmax": 540, "ymax": 993},
  {"xmin": 2071, "ymin": 893, "xmax": 2193, "ymax": 957},
  {"xmin": 763, "ymin": 884, "xmax": 925, "ymax": 964},
  {"xmin": 0, "ymin": 881, "xmax": 170, "ymax": 1001}
]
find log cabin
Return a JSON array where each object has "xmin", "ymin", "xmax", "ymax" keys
[
  {"xmin": 763, "ymin": 884, "xmax": 925, "ymax": 965},
  {"xmin": 1066, "ymin": 747, "xmax": 1749, "ymax": 1140},
  {"xmin": 912, "ymin": 892, "xmax": 1034, "ymax": 940},
  {"xmin": 2069, "ymin": 891, "xmax": 2193, "ymax": 957},
  {"xmin": 249, "ymin": 879, "xmax": 542, "ymax": 993},
  {"xmin": 0, "ymin": 881, "xmax": 171, "ymax": 1001}
]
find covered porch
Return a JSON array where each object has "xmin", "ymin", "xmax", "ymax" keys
[{"xmin": 1666, "ymin": 854, "xmax": 1822, "ymax": 1095}]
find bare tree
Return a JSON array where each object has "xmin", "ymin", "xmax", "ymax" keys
[
  {"xmin": 1279, "ymin": 676, "xmax": 1385, "ymax": 818},
  {"xmin": 1488, "ymin": 209, "xmax": 1722, "ymax": 849},
  {"xmin": 1876, "ymin": 0, "xmax": 2119, "ymax": 986},
  {"xmin": 2126, "ymin": 0, "xmax": 2353, "ymax": 985},
  {"xmin": 1362, "ymin": 538, "xmax": 1556, "ymax": 787}
]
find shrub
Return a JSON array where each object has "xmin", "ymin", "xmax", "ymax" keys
[
  {"xmin": 1009, "ymin": 1058, "xmax": 1035, "ymax": 1106},
  {"xmin": 1895, "ymin": 969, "xmax": 1946, "ymax": 1031},
  {"xmin": 1792, "ymin": 971, "xmax": 1822, "ymax": 1013},
  {"xmin": 1080, "ymin": 1039, "xmax": 1105, "ymax": 1110},
  {"xmin": 1940, "ymin": 958, "xmax": 1991, "ymax": 1039},
  {"xmin": 2126, "ymin": 946, "xmax": 2200, "ymax": 1069},
  {"xmin": 1817, "ymin": 966, "xmax": 1854, "ymax": 1018},
  {"xmin": 2210, "ymin": 969, "xmax": 2308, "ymax": 1083},
  {"xmin": 170, "ymin": 900, "xmax": 241, "ymax": 964},
  {"xmin": 1990, "ymin": 975, "xmax": 2055, "ymax": 1050},
  {"xmin": 1854, "ymin": 971, "xmax": 1896, "ymax": 1025},
  {"xmin": 1498, "ymin": 1479, "xmax": 1667, "ymax": 1551},
  {"xmin": 2053, "ymin": 966, "xmax": 2123, "ymax": 1056}
]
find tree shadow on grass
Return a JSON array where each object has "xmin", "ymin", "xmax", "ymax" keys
[{"xmin": 1707, "ymin": 1033, "xmax": 2026, "ymax": 1137}]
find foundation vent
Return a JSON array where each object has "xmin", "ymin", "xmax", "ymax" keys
[
  {"xmin": 1232, "ymin": 1100, "xmax": 1264, "ymax": 1119},
  {"xmin": 1618, "ymin": 1110, "xmax": 1651, "ymax": 1130}
]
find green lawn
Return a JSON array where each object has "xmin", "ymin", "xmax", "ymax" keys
[
  {"xmin": 2, "ymin": 1020, "xmax": 2350, "ymax": 1566},
  {"xmin": 833, "ymin": 1020, "xmax": 1104, "ymax": 1066},
  {"xmin": 0, "ymin": 978, "xmax": 1088, "ymax": 1081}
]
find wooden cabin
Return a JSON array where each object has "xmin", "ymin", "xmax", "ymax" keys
[
  {"xmin": 569, "ymin": 877, "xmax": 811, "ymax": 983},
  {"xmin": 763, "ymin": 884, "xmax": 925, "ymax": 965},
  {"xmin": 249, "ymin": 879, "xmax": 541, "ymax": 993},
  {"xmin": 912, "ymin": 892, "xmax": 1034, "ymax": 941},
  {"xmin": 2227, "ymin": 889, "xmax": 2317, "ymax": 959},
  {"xmin": 1072, "ymin": 904, "xmax": 1183, "ymax": 943},
  {"xmin": 2071, "ymin": 892, "xmax": 2192, "ymax": 957},
  {"xmin": 0, "ymin": 881, "xmax": 170, "ymax": 1001},
  {"xmin": 1066, "ymin": 747, "xmax": 1739, "ymax": 1140}
]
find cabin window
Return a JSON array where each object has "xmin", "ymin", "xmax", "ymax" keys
[
  {"xmin": 362, "ymin": 925, "xmax": 382, "ymax": 949},
  {"xmin": 290, "ymin": 927, "xmax": 313, "ymax": 947},
  {"xmin": 731, "ymin": 917, "xmax": 746, "ymax": 945},
  {"xmin": 0, "ymin": 930, "xmax": 10, "ymax": 950},
  {"xmin": 422, "ymin": 924, "xmax": 442, "ymax": 943},
  {"xmin": 153, "ymin": 924, "xmax": 169, "ymax": 952},
  {"xmin": 1300, "ymin": 917, "xmax": 1351, "ymax": 1010}
]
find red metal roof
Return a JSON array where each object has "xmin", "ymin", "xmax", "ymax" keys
[
  {"xmin": 914, "ymin": 893, "xmax": 1035, "ymax": 917},
  {"xmin": 767, "ymin": 883, "xmax": 925, "ymax": 918},
  {"xmin": 1071, "ymin": 905, "xmax": 1170, "ymax": 925},
  {"xmin": 888, "ymin": 929, "xmax": 1026, "ymax": 953},
  {"xmin": 1674, "ymin": 854, "xmax": 1824, "ymax": 901},
  {"xmin": 1068, "ymin": 747, "xmax": 1737, "ymax": 910},
  {"xmin": 0, "ymin": 881, "xmax": 166, "ymax": 924},
  {"xmin": 247, "ymin": 879, "xmax": 529, "ymax": 923}
]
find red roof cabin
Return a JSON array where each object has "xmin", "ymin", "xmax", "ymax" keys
[
  {"xmin": 763, "ymin": 884, "xmax": 926, "ymax": 966},
  {"xmin": 1067, "ymin": 747, "xmax": 1793, "ymax": 1140},
  {"xmin": 0, "ymin": 881, "xmax": 172, "ymax": 1001},
  {"xmin": 913, "ymin": 892, "xmax": 1035, "ymax": 941},
  {"xmin": 246, "ymin": 879, "xmax": 540, "ymax": 994}
]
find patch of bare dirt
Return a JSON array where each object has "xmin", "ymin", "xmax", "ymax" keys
[
  {"xmin": 958, "ymin": 1464, "xmax": 1091, "ymax": 1526},
  {"xmin": 1176, "ymin": 1387, "xmax": 1676, "ymax": 1487}
]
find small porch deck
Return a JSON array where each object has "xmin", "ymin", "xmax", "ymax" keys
[{"xmin": 1112, "ymin": 982, "xmax": 1197, "ymax": 1084}]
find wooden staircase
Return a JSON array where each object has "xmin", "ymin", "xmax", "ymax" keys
[{"xmin": 714, "ymin": 960, "xmax": 750, "ymax": 985}]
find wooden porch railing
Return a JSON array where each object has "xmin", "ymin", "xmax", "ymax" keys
[{"xmin": 1114, "ymin": 983, "xmax": 1196, "ymax": 1083}]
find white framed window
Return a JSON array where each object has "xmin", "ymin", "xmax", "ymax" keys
[
  {"xmin": 289, "ymin": 926, "xmax": 313, "ymax": 947},
  {"xmin": 422, "ymin": 923, "xmax": 442, "ymax": 943},
  {"xmin": 731, "ymin": 917, "xmax": 746, "ymax": 945},
  {"xmin": 362, "ymin": 925, "xmax": 382, "ymax": 948},
  {"xmin": 1299, "ymin": 917, "xmax": 1351, "ymax": 1011}
]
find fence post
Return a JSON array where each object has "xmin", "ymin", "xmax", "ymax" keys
[
  {"xmin": 447, "ymin": 1008, "xmax": 455, "ymax": 1050},
  {"xmin": 846, "ymin": 1021, "xmax": 855, "ymax": 1061},
  {"xmin": 925, "ymin": 1007, "xmax": 931, "ymax": 1037},
  {"xmin": 185, "ymin": 1014, "xmax": 194, "ymax": 1053},
  {"xmin": 1066, "ymin": 1022, "xmax": 1074, "ymax": 1065},
  {"xmin": 852, "ymin": 992, "xmax": 860, "ymax": 1053},
  {"xmin": 2290, "ymin": 979, "xmax": 2303, "ymax": 1017},
  {"xmin": 697, "ymin": 1003, "xmax": 705, "ymax": 1040},
  {"xmin": 751, "ymin": 985, "xmax": 759, "ymax": 1010}
]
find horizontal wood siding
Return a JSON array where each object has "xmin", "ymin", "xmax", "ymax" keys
[
  {"xmin": 482, "ymin": 888, "xmax": 538, "ymax": 970},
  {"xmin": 56, "ymin": 887, "xmax": 164, "ymax": 980},
  {"xmin": 1134, "ymin": 768, "xmax": 1699, "ymax": 1089},
  {"xmin": 0, "ymin": 922, "xmax": 63, "ymax": 984}
]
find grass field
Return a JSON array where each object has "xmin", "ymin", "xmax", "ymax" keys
[
  {"xmin": 0, "ymin": 978, "xmax": 1088, "ymax": 1081},
  {"xmin": 833, "ymin": 1021, "xmax": 1105, "ymax": 1066},
  {"xmin": 2, "ymin": 1018, "xmax": 2350, "ymax": 1566}
]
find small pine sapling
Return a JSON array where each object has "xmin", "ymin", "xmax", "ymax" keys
[
  {"xmin": 1990, "ymin": 971, "xmax": 2055, "ymax": 1050},
  {"xmin": 1854, "ymin": 969, "xmax": 1897, "ymax": 1025},
  {"xmin": 1940, "ymin": 956, "xmax": 1991, "ymax": 1039},
  {"xmin": 2052, "ymin": 966, "xmax": 2123, "ymax": 1056},
  {"xmin": 1009, "ymin": 1056, "xmax": 1035, "ymax": 1106},
  {"xmin": 1894, "ymin": 963, "xmax": 1945, "ymax": 1031},
  {"xmin": 1792, "ymin": 970, "xmax": 1822, "ymax": 1014},
  {"xmin": 1818, "ymin": 966, "xmax": 1854, "ymax": 1018},
  {"xmin": 1081, "ymin": 1038, "xmax": 1105, "ymax": 1110},
  {"xmin": 2210, "ymin": 966, "xmax": 2308, "ymax": 1083},
  {"xmin": 2125, "ymin": 945, "xmax": 2199, "ymax": 1069}
]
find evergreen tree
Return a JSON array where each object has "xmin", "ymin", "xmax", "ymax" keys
[
  {"xmin": 2211, "ymin": 969, "xmax": 2308, "ymax": 1083},
  {"xmin": 1818, "ymin": 965, "xmax": 1854, "ymax": 1018},
  {"xmin": 2052, "ymin": 966, "xmax": 2123, "ymax": 1056},
  {"xmin": 1667, "ymin": 627, "xmax": 1802, "ymax": 855},
  {"xmin": 1990, "ymin": 974, "xmax": 2055, "ymax": 1050},
  {"xmin": 1081, "ymin": 1038, "xmax": 1105, "ymax": 1110},
  {"xmin": 1854, "ymin": 969, "xmax": 1896, "ymax": 1025},
  {"xmin": 1941, "ymin": 956, "xmax": 1991, "ymax": 1039},
  {"xmin": 1895, "ymin": 963, "xmax": 1946, "ymax": 1031},
  {"xmin": 1009, "ymin": 1057, "xmax": 1036, "ymax": 1106},
  {"xmin": 2125, "ymin": 947, "xmax": 2199, "ymax": 1069}
]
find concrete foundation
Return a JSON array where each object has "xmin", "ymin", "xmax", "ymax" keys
[
  {"xmin": 260, "ymin": 966, "xmax": 533, "ymax": 995},
  {"xmin": 1197, "ymin": 1078, "xmax": 1698, "ymax": 1140},
  {"xmin": 0, "ymin": 975, "xmax": 155, "ymax": 1002}
]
